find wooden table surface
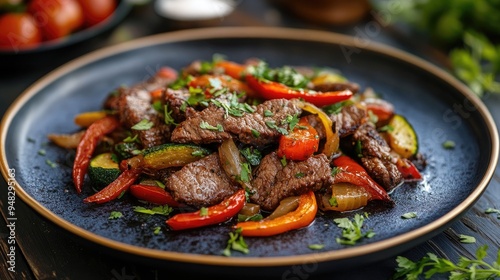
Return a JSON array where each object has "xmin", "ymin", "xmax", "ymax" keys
[{"xmin": 1, "ymin": 1, "xmax": 499, "ymax": 279}]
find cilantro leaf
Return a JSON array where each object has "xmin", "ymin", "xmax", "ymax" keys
[
  {"xmin": 334, "ymin": 213, "xmax": 375, "ymax": 245},
  {"xmin": 133, "ymin": 205, "xmax": 173, "ymax": 216},
  {"xmin": 222, "ymin": 228, "xmax": 249, "ymax": 256},
  {"xmin": 132, "ymin": 119, "xmax": 154, "ymax": 130}
]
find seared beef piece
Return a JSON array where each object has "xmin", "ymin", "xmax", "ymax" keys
[
  {"xmin": 170, "ymin": 105, "xmax": 232, "ymax": 144},
  {"xmin": 330, "ymin": 105, "xmax": 368, "ymax": 137},
  {"xmin": 312, "ymin": 82, "xmax": 360, "ymax": 94},
  {"xmin": 249, "ymin": 151, "xmax": 332, "ymax": 211},
  {"xmin": 343, "ymin": 123, "xmax": 403, "ymax": 191},
  {"xmin": 171, "ymin": 98, "xmax": 302, "ymax": 147},
  {"xmin": 165, "ymin": 153, "xmax": 239, "ymax": 207},
  {"xmin": 117, "ymin": 86, "xmax": 171, "ymax": 148},
  {"xmin": 163, "ymin": 87, "xmax": 194, "ymax": 123},
  {"xmin": 224, "ymin": 98, "xmax": 302, "ymax": 146},
  {"xmin": 304, "ymin": 104, "xmax": 367, "ymax": 140}
]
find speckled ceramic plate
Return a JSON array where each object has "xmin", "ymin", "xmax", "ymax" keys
[{"xmin": 1, "ymin": 27, "xmax": 498, "ymax": 277}]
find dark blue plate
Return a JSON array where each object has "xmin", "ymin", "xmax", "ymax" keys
[{"xmin": 1, "ymin": 27, "xmax": 498, "ymax": 277}]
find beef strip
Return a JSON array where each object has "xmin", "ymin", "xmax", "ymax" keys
[
  {"xmin": 170, "ymin": 104, "xmax": 232, "ymax": 144},
  {"xmin": 330, "ymin": 104, "xmax": 368, "ymax": 137},
  {"xmin": 117, "ymin": 86, "xmax": 171, "ymax": 148},
  {"xmin": 162, "ymin": 87, "xmax": 196, "ymax": 123},
  {"xmin": 342, "ymin": 123, "xmax": 403, "ymax": 191},
  {"xmin": 224, "ymin": 98, "xmax": 302, "ymax": 146},
  {"xmin": 165, "ymin": 153, "xmax": 239, "ymax": 207},
  {"xmin": 170, "ymin": 98, "xmax": 302, "ymax": 147},
  {"xmin": 249, "ymin": 151, "xmax": 332, "ymax": 211}
]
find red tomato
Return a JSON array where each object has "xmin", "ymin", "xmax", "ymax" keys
[
  {"xmin": 28, "ymin": 0, "xmax": 84, "ymax": 40},
  {"xmin": 0, "ymin": 13, "xmax": 42, "ymax": 50},
  {"xmin": 76, "ymin": 0, "xmax": 116, "ymax": 27}
]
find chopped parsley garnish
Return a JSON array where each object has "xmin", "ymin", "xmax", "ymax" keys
[
  {"xmin": 200, "ymin": 121, "xmax": 224, "ymax": 132},
  {"xmin": 133, "ymin": 205, "xmax": 173, "ymax": 216},
  {"xmin": 355, "ymin": 140, "xmax": 363, "ymax": 158},
  {"xmin": 322, "ymin": 100, "xmax": 353, "ymax": 115},
  {"xmin": 264, "ymin": 110, "xmax": 274, "ymax": 117},
  {"xmin": 331, "ymin": 167, "xmax": 341, "ymax": 177},
  {"xmin": 222, "ymin": 228, "xmax": 249, "ymax": 256},
  {"xmin": 308, "ymin": 244, "xmax": 325, "ymax": 250},
  {"xmin": 295, "ymin": 172, "xmax": 305, "ymax": 178},
  {"xmin": 334, "ymin": 213, "xmax": 375, "ymax": 245},
  {"xmin": 108, "ymin": 211, "xmax": 123, "ymax": 220},
  {"xmin": 200, "ymin": 207, "xmax": 209, "ymax": 216},
  {"xmin": 393, "ymin": 245, "xmax": 500, "ymax": 280},
  {"xmin": 187, "ymin": 87, "xmax": 208, "ymax": 107},
  {"xmin": 191, "ymin": 150, "xmax": 206, "ymax": 157},
  {"xmin": 485, "ymin": 207, "xmax": 500, "ymax": 218},
  {"xmin": 283, "ymin": 114, "xmax": 300, "ymax": 131},
  {"xmin": 459, "ymin": 234, "xmax": 476, "ymax": 244},
  {"xmin": 45, "ymin": 159, "xmax": 58, "ymax": 168},
  {"xmin": 443, "ymin": 140, "xmax": 456, "ymax": 149},
  {"xmin": 248, "ymin": 61, "xmax": 309, "ymax": 88},
  {"xmin": 239, "ymin": 163, "xmax": 251, "ymax": 183},
  {"xmin": 401, "ymin": 212, "xmax": 417, "ymax": 219},
  {"xmin": 280, "ymin": 155, "xmax": 287, "ymax": 167},
  {"xmin": 265, "ymin": 120, "xmax": 288, "ymax": 135},
  {"xmin": 329, "ymin": 197, "xmax": 338, "ymax": 207},
  {"xmin": 38, "ymin": 149, "xmax": 46, "ymax": 156},
  {"xmin": 163, "ymin": 103, "xmax": 177, "ymax": 126},
  {"xmin": 378, "ymin": 124, "xmax": 394, "ymax": 132},
  {"xmin": 123, "ymin": 134, "xmax": 139, "ymax": 143},
  {"xmin": 169, "ymin": 75, "xmax": 194, "ymax": 90},
  {"xmin": 131, "ymin": 119, "xmax": 154, "ymax": 130},
  {"xmin": 211, "ymin": 93, "xmax": 255, "ymax": 118},
  {"xmin": 153, "ymin": 226, "xmax": 162, "ymax": 235},
  {"xmin": 251, "ymin": 129, "xmax": 260, "ymax": 138},
  {"xmin": 239, "ymin": 147, "xmax": 262, "ymax": 166}
]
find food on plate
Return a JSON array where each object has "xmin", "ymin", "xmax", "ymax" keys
[
  {"xmin": 49, "ymin": 56, "xmax": 426, "ymax": 237},
  {"xmin": 0, "ymin": 0, "xmax": 116, "ymax": 50}
]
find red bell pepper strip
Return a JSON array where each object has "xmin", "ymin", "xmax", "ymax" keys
[
  {"xmin": 129, "ymin": 184, "xmax": 180, "ymax": 207},
  {"xmin": 236, "ymin": 191, "xmax": 317, "ymax": 237},
  {"xmin": 332, "ymin": 155, "xmax": 392, "ymax": 202},
  {"xmin": 277, "ymin": 116, "xmax": 319, "ymax": 161},
  {"xmin": 83, "ymin": 167, "xmax": 141, "ymax": 204},
  {"xmin": 362, "ymin": 98, "xmax": 394, "ymax": 123},
  {"xmin": 73, "ymin": 116, "xmax": 120, "ymax": 193},
  {"xmin": 166, "ymin": 189, "xmax": 246, "ymax": 231},
  {"xmin": 396, "ymin": 158, "xmax": 423, "ymax": 181},
  {"xmin": 245, "ymin": 74, "xmax": 353, "ymax": 107},
  {"xmin": 188, "ymin": 74, "xmax": 254, "ymax": 96}
]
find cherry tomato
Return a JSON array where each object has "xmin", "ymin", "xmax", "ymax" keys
[
  {"xmin": 76, "ymin": 0, "xmax": 116, "ymax": 27},
  {"xmin": 0, "ymin": 13, "xmax": 42, "ymax": 50},
  {"xmin": 28, "ymin": 0, "xmax": 84, "ymax": 40}
]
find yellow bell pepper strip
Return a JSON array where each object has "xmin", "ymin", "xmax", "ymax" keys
[
  {"xmin": 277, "ymin": 116, "xmax": 319, "ymax": 161},
  {"xmin": 73, "ymin": 116, "xmax": 120, "ymax": 193},
  {"xmin": 236, "ymin": 191, "xmax": 317, "ymax": 237},
  {"xmin": 74, "ymin": 111, "xmax": 108, "ymax": 127},
  {"xmin": 83, "ymin": 167, "xmax": 141, "ymax": 204},
  {"xmin": 332, "ymin": 155, "xmax": 392, "ymax": 202},
  {"xmin": 129, "ymin": 184, "xmax": 180, "ymax": 207},
  {"xmin": 166, "ymin": 189, "xmax": 246, "ymax": 231},
  {"xmin": 299, "ymin": 101, "xmax": 339, "ymax": 157},
  {"xmin": 245, "ymin": 74, "xmax": 353, "ymax": 107}
]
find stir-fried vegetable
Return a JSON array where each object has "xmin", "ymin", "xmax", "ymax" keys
[
  {"xmin": 129, "ymin": 184, "xmax": 180, "ymax": 207},
  {"xmin": 166, "ymin": 189, "xmax": 246, "ymax": 230},
  {"xmin": 277, "ymin": 116, "xmax": 319, "ymax": 161},
  {"xmin": 318, "ymin": 183, "xmax": 370, "ymax": 212},
  {"xmin": 236, "ymin": 191, "xmax": 317, "ymax": 237},
  {"xmin": 73, "ymin": 116, "xmax": 120, "ymax": 193},
  {"xmin": 218, "ymin": 138, "xmax": 251, "ymax": 188},
  {"xmin": 299, "ymin": 101, "xmax": 339, "ymax": 157},
  {"xmin": 83, "ymin": 166, "xmax": 142, "ymax": 204},
  {"xmin": 74, "ymin": 111, "xmax": 108, "ymax": 127}
]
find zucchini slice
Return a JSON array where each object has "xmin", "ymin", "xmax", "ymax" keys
[
  {"xmin": 387, "ymin": 114, "xmax": 418, "ymax": 158},
  {"xmin": 88, "ymin": 153, "xmax": 121, "ymax": 189},
  {"xmin": 142, "ymin": 143, "xmax": 211, "ymax": 170}
]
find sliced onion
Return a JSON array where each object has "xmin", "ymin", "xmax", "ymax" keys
[
  {"xmin": 218, "ymin": 138, "xmax": 251, "ymax": 187},
  {"xmin": 298, "ymin": 101, "xmax": 339, "ymax": 157},
  {"xmin": 47, "ymin": 131, "xmax": 85, "ymax": 149},
  {"xmin": 266, "ymin": 196, "xmax": 300, "ymax": 220},
  {"xmin": 239, "ymin": 202, "xmax": 260, "ymax": 217},
  {"xmin": 319, "ymin": 183, "xmax": 370, "ymax": 212}
]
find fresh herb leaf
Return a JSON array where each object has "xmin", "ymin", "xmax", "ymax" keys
[
  {"xmin": 163, "ymin": 104, "xmax": 177, "ymax": 126},
  {"xmin": 401, "ymin": 212, "xmax": 417, "ymax": 219},
  {"xmin": 378, "ymin": 124, "xmax": 394, "ymax": 132},
  {"xmin": 331, "ymin": 167, "xmax": 341, "ymax": 177},
  {"xmin": 485, "ymin": 207, "xmax": 500, "ymax": 219},
  {"xmin": 329, "ymin": 196, "xmax": 338, "ymax": 207},
  {"xmin": 443, "ymin": 140, "xmax": 456, "ymax": 149},
  {"xmin": 295, "ymin": 172, "xmax": 305, "ymax": 178},
  {"xmin": 200, "ymin": 207, "xmax": 208, "ymax": 216},
  {"xmin": 264, "ymin": 110, "xmax": 274, "ymax": 117},
  {"xmin": 392, "ymin": 245, "xmax": 500, "ymax": 280},
  {"xmin": 334, "ymin": 213, "xmax": 375, "ymax": 245},
  {"xmin": 308, "ymin": 244, "xmax": 325, "ymax": 250},
  {"xmin": 109, "ymin": 211, "xmax": 123, "ymax": 219},
  {"xmin": 123, "ymin": 134, "xmax": 139, "ymax": 143},
  {"xmin": 355, "ymin": 140, "xmax": 363, "ymax": 158},
  {"xmin": 251, "ymin": 129, "xmax": 260, "ymax": 138},
  {"xmin": 200, "ymin": 121, "xmax": 224, "ymax": 132},
  {"xmin": 280, "ymin": 155, "xmax": 287, "ymax": 167},
  {"xmin": 459, "ymin": 234, "xmax": 476, "ymax": 244},
  {"xmin": 239, "ymin": 163, "xmax": 251, "ymax": 183},
  {"xmin": 45, "ymin": 159, "xmax": 58, "ymax": 168},
  {"xmin": 265, "ymin": 120, "xmax": 288, "ymax": 135},
  {"xmin": 240, "ymin": 147, "xmax": 262, "ymax": 166},
  {"xmin": 153, "ymin": 226, "xmax": 162, "ymax": 235},
  {"xmin": 191, "ymin": 150, "xmax": 206, "ymax": 157},
  {"xmin": 222, "ymin": 228, "xmax": 249, "ymax": 256},
  {"xmin": 38, "ymin": 149, "xmax": 46, "ymax": 156},
  {"xmin": 132, "ymin": 119, "xmax": 154, "ymax": 130}
]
